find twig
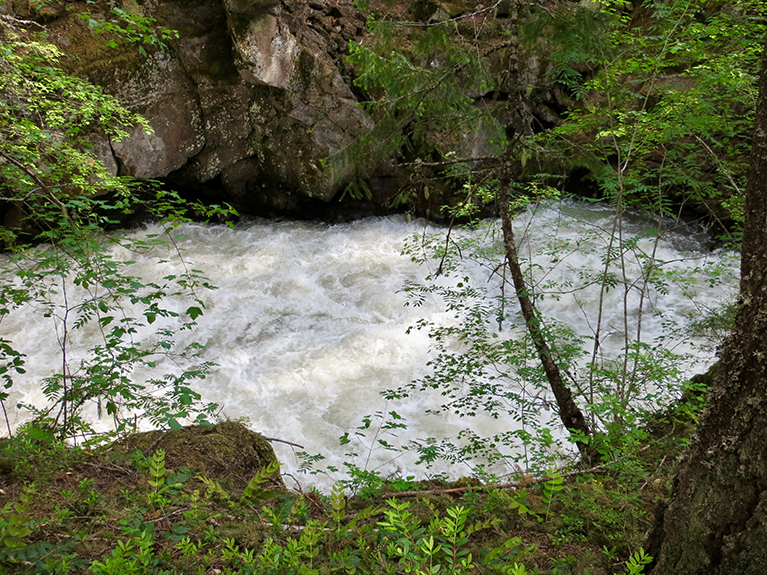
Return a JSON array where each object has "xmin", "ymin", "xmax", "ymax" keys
[
  {"xmin": 263, "ymin": 436, "xmax": 305, "ymax": 449},
  {"xmin": 282, "ymin": 472, "xmax": 306, "ymax": 496},
  {"xmin": 383, "ymin": 434, "xmax": 673, "ymax": 499},
  {"xmin": 640, "ymin": 454, "xmax": 667, "ymax": 492},
  {"xmin": 1, "ymin": 398, "xmax": 11, "ymax": 438},
  {"xmin": 436, "ymin": 215, "xmax": 456, "ymax": 277},
  {"xmin": 147, "ymin": 434, "xmax": 165, "ymax": 453},
  {"xmin": 81, "ymin": 461, "xmax": 134, "ymax": 475},
  {"xmin": 381, "ymin": 461, "xmax": 613, "ymax": 498},
  {"xmin": 397, "ymin": 155, "xmax": 500, "ymax": 168},
  {"xmin": 0, "ymin": 13, "xmax": 47, "ymax": 30},
  {"xmin": 145, "ymin": 506, "xmax": 191, "ymax": 523},
  {"xmin": 0, "ymin": 151, "xmax": 71, "ymax": 221}
]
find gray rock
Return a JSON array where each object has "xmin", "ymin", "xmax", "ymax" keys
[
  {"xmin": 110, "ymin": 52, "xmax": 205, "ymax": 179},
  {"xmin": 229, "ymin": 13, "xmax": 299, "ymax": 89},
  {"xmin": 46, "ymin": 0, "xmax": 372, "ymax": 209}
]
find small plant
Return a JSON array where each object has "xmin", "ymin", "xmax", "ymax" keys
[
  {"xmin": 198, "ymin": 475, "xmax": 229, "ymax": 500},
  {"xmin": 553, "ymin": 475, "xmax": 649, "ymax": 553},
  {"xmin": 378, "ymin": 498, "xmax": 494, "ymax": 575},
  {"xmin": 506, "ymin": 488, "xmax": 540, "ymax": 522},
  {"xmin": 242, "ymin": 459, "xmax": 281, "ymax": 505},
  {"xmin": 0, "ymin": 484, "xmax": 61, "ymax": 571},
  {"xmin": 145, "ymin": 449, "xmax": 168, "ymax": 509},
  {"xmin": 73, "ymin": 477, "xmax": 101, "ymax": 515},
  {"xmin": 624, "ymin": 548, "xmax": 653, "ymax": 575},
  {"xmin": 0, "ymin": 484, "xmax": 35, "ymax": 549},
  {"xmin": 482, "ymin": 537, "xmax": 536, "ymax": 574},
  {"xmin": 330, "ymin": 483, "xmax": 347, "ymax": 534},
  {"xmin": 338, "ymin": 409, "xmax": 408, "ymax": 497},
  {"xmin": 140, "ymin": 449, "xmax": 192, "ymax": 510},
  {"xmin": 89, "ymin": 530, "xmax": 164, "ymax": 575},
  {"xmin": 541, "ymin": 469, "xmax": 564, "ymax": 522},
  {"xmin": 76, "ymin": 5, "xmax": 179, "ymax": 57}
]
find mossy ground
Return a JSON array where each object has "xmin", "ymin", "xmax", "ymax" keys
[{"xmin": 0, "ymin": 409, "xmax": 696, "ymax": 574}]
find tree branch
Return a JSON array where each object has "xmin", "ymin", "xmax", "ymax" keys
[{"xmin": 0, "ymin": 150, "xmax": 71, "ymax": 221}]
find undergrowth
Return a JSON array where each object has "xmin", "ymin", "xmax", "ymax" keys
[{"xmin": 0, "ymin": 409, "xmax": 696, "ymax": 575}]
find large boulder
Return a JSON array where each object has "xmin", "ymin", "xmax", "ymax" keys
[
  {"xmin": 3, "ymin": 0, "xmax": 568, "ymax": 218},
  {"xmin": 39, "ymin": 0, "xmax": 370, "ymax": 210}
]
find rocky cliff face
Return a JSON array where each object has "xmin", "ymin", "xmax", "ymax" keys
[
  {"xmin": 32, "ymin": 0, "xmax": 373, "ymax": 215},
  {"xmin": 3, "ymin": 0, "xmax": 569, "ymax": 220}
]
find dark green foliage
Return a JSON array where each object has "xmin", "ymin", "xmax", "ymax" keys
[
  {"xmin": 0, "ymin": 2, "xmax": 751, "ymax": 572},
  {"xmin": 0, "ymin": 20, "xmax": 145, "ymax": 238},
  {"xmin": 0, "ymin": 427, "xmax": 683, "ymax": 573},
  {"xmin": 335, "ymin": 11, "xmax": 501, "ymax": 199},
  {"xmin": 543, "ymin": 0, "xmax": 766, "ymax": 231},
  {"xmin": 342, "ymin": 0, "xmax": 763, "ymax": 231},
  {"xmin": 77, "ymin": 1, "xmax": 179, "ymax": 56},
  {"xmin": 337, "ymin": 0, "xmax": 750, "ymax": 475}
]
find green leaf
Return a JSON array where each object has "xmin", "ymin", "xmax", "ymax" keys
[{"xmin": 186, "ymin": 306, "xmax": 203, "ymax": 320}]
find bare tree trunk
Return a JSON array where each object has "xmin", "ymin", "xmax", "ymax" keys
[{"xmin": 647, "ymin": 38, "xmax": 767, "ymax": 574}]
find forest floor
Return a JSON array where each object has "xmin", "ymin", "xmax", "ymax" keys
[{"xmin": 0, "ymin": 400, "xmax": 701, "ymax": 575}]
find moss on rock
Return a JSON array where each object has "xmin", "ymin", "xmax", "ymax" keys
[{"xmin": 105, "ymin": 420, "xmax": 284, "ymax": 492}]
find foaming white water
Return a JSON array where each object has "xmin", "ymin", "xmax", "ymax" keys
[
  {"xmin": 514, "ymin": 202, "xmax": 735, "ymax": 359},
  {"xmin": 0, "ymin": 202, "xmax": 739, "ymax": 487}
]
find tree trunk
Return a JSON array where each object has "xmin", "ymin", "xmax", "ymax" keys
[
  {"xmin": 497, "ymin": 179, "xmax": 595, "ymax": 460},
  {"xmin": 648, "ymin": 38, "xmax": 767, "ymax": 574},
  {"xmin": 498, "ymin": 0, "xmax": 595, "ymax": 462}
]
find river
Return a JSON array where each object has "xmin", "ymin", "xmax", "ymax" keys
[{"xmin": 0, "ymin": 200, "xmax": 739, "ymax": 487}]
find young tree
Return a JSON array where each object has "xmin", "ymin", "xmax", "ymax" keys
[
  {"xmin": 0, "ymin": 12, "xmax": 227, "ymax": 440},
  {"xmin": 345, "ymin": 0, "xmax": 597, "ymax": 459},
  {"xmin": 344, "ymin": 0, "xmax": 760, "ymax": 468},
  {"xmin": 647, "ymin": 37, "xmax": 767, "ymax": 574},
  {"xmin": 497, "ymin": 0, "xmax": 595, "ymax": 459}
]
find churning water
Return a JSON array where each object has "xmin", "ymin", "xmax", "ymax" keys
[{"xmin": 0, "ymin": 201, "xmax": 739, "ymax": 487}]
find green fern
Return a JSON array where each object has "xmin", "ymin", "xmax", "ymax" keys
[
  {"xmin": 199, "ymin": 475, "xmax": 229, "ymax": 500},
  {"xmin": 147, "ymin": 449, "xmax": 166, "ymax": 489},
  {"xmin": 541, "ymin": 469, "xmax": 564, "ymax": 521},
  {"xmin": 242, "ymin": 460, "xmax": 282, "ymax": 506}
]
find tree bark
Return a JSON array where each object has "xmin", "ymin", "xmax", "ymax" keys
[
  {"xmin": 648, "ymin": 38, "xmax": 767, "ymax": 574},
  {"xmin": 497, "ymin": 174, "xmax": 596, "ymax": 461},
  {"xmin": 498, "ymin": 0, "xmax": 595, "ymax": 462}
]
